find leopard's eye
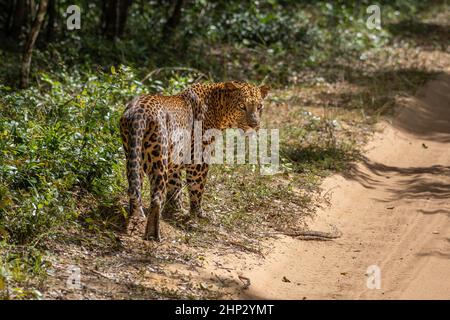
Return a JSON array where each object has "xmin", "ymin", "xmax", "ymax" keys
[
  {"xmin": 240, "ymin": 104, "xmax": 246, "ymax": 110},
  {"xmin": 257, "ymin": 104, "xmax": 263, "ymax": 110}
]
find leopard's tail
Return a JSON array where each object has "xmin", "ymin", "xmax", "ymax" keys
[{"xmin": 126, "ymin": 109, "xmax": 146, "ymax": 219}]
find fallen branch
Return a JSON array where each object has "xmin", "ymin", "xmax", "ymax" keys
[{"xmin": 272, "ymin": 225, "xmax": 343, "ymax": 241}]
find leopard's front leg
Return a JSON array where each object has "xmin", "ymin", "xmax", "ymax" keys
[{"xmin": 186, "ymin": 163, "xmax": 209, "ymax": 218}]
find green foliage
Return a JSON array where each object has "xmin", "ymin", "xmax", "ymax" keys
[
  {"xmin": 1, "ymin": 1, "xmax": 427, "ymax": 87},
  {"xmin": 0, "ymin": 241, "xmax": 49, "ymax": 299},
  {"xmin": 0, "ymin": 66, "xmax": 147, "ymax": 244},
  {"xmin": 280, "ymin": 112, "xmax": 359, "ymax": 175}
]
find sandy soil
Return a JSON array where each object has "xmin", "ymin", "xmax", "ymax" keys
[{"xmin": 204, "ymin": 72, "xmax": 450, "ymax": 300}]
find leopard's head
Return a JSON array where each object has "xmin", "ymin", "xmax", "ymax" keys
[{"xmin": 221, "ymin": 81, "xmax": 270, "ymax": 131}]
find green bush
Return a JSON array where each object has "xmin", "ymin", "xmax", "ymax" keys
[{"xmin": 0, "ymin": 66, "xmax": 150, "ymax": 244}]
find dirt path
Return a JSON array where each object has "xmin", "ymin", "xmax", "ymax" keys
[{"xmin": 205, "ymin": 72, "xmax": 450, "ymax": 300}]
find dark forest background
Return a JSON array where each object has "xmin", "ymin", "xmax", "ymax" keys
[{"xmin": 1, "ymin": 0, "xmax": 430, "ymax": 87}]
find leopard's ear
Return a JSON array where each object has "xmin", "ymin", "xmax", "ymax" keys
[
  {"xmin": 224, "ymin": 81, "xmax": 240, "ymax": 91},
  {"xmin": 259, "ymin": 85, "xmax": 270, "ymax": 99}
]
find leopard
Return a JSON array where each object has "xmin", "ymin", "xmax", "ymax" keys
[{"xmin": 119, "ymin": 81, "xmax": 270, "ymax": 241}]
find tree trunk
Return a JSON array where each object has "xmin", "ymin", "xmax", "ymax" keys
[
  {"xmin": 45, "ymin": 0, "xmax": 55, "ymax": 42},
  {"xmin": 162, "ymin": 0, "xmax": 185, "ymax": 42},
  {"xmin": 20, "ymin": 0, "xmax": 48, "ymax": 88},
  {"xmin": 29, "ymin": 0, "xmax": 37, "ymax": 21},
  {"xmin": 102, "ymin": 0, "xmax": 133, "ymax": 40},
  {"xmin": 4, "ymin": 0, "xmax": 16, "ymax": 33},
  {"xmin": 102, "ymin": 0, "xmax": 119, "ymax": 40},
  {"xmin": 118, "ymin": 0, "xmax": 133, "ymax": 37},
  {"xmin": 10, "ymin": 0, "xmax": 28, "ymax": 38},
  {"xmin": 100, "ymin": 0, "xmax": 107, "ymax": 33}
]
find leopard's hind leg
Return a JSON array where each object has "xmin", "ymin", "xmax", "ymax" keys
[
  {"xmin": 120, "ymin": 113, "xmax": 146, "ymax": 234},
  {"xmin": 143, "ymin": 123, "xmax": 169, "ymax": 241}
]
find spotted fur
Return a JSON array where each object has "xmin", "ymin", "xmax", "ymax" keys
[{"xmin": 120, "ymin": 81, "xmax": 270, "ymax": 241}]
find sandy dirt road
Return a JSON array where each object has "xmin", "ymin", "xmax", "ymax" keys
[{"xmin": 213, "ymin": 73, "xmax": 450, "ymax": 300}]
